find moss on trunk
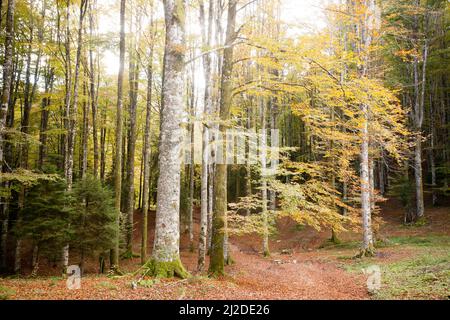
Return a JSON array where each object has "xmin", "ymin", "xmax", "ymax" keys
[
  {"xmin": 142, "ymin": 258, "xmax": 190, "ymax": 279},
  {"xmin": 356, "ymin": 246, "xmax": 375, "ymax": 258},
  {"xmin": 330, "ymin": 229, "xmax": 341, "ymax": 244}
]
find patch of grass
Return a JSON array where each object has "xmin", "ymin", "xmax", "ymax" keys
[
  {"xmin": 0, "ymin": 285, "xmax": 15, "ymax": 300},
  {"xmin": 187, "ymin": 275, "xmax": 209, "ymax": 285},
  {"xmin": 137, "ymin": 278, "xmax": 160, "ymax": 288},
  {"xmin": 342, "ymin": 257, "xmax": 379, "ymax": 273},
  {"xmin": 96, "ymin": 281, "xmax": 118, "ymax": 290},
  {"xmin": 342, "ymin": 249, "xmax": 449, "ymax": 299},
  {"xmin": 292, "ymin": 223, "xmax": 306, "ymax": 232},
  {"xmin": 319, "ymin": 240, "xmax": 360, "ymax": 250},
  {"xmin": 374, "ymin": 251, "xmax": 450, "ymax": 300},
  {"xmin": 377, "ymin": 235, "xmax": 450, "ymax": 248},
  {"xmin": 336, "ymin": 255, "xmax": 355, "ymax": 261},
  {"xmin": 48, "ymin": 278, "xmax": 59, "ymax": 287}
]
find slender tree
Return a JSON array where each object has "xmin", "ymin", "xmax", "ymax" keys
[
  {"xmin": 197, "ymin": 0, "xmax": 214, "ymax": 271},
  {"xmin": 209, "ymin": 0, "xmax": 237, "ymax": 276},
  {"xmin": 111, "ymin": 0, "xmax": 126, "ymax": 271},
  {"xmin": 0, "ymin": 0, "xmax": 16, "ymax": 174}
]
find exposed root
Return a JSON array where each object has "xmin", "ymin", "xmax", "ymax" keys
[
  {"xmin": 354, "ymin": 247, "xmax": 376, "ymax": 258},
  {"xmin": 140, "ymin": 258, "xmax": 190, "ymax": 279}
]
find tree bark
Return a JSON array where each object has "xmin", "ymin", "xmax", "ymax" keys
[
  {"xmin": 186, "ymin": 56, "xmax": 195, "ymax": 252},
  {"xmin": 141, "ymin": 48, "xmax": 153, "ymax": 265},
  {"xmin": 38, "ymin": 66, "xmax": 54, "ymax": 170},
  {"xmin": 357, "ymin": 0, "xmax": 376, "ymax": 256},
  {"xmin": 146, "ymin": 0, "xmax": 188, "ymax": 278},
  {"xmin": 81, "ymin": 80, "xmax": 88, "ymax": 178},
  {"xmin": 197, "ymin": 0, "xmax": 214, "ymax": 271},
  {"xmin": 62, "ymin": 0, "xmax": 88, "ymax": 274},
  {"xmin": 125, "ymin": 29, "xmax": 139, "ymax": 256},
  {"xmin": 209, "ymin": 0, "xmax": 237, "ymax": 276},
  {"xmin": 360, "ymin": 104, "xmax": 374, "ymax": 255},
  {"xmin": 260, "ymin": 98, "xmax": 270, "ymax": 257},
  {"xmin": 88, "ymin": 1, "xmax": 99, "ymax": 178},
  {"xmin": 111, "ymin": 0, "xmax": 126, "ymax": 271},
  {"xmin": 412, "ymin": 0, "xmax": 428, "ymax": 220},
  {"xmin": 0, "ymin": 0, "xmax": 16, "ymax": 173},
  {"xmin": 429, "ymin": 92, "xmax": 437, "ymax": 206},
  {"xmin": 100, "ymin": 100, "xmax": 107, "ymax": 181}
]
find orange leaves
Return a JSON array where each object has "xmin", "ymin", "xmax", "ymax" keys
[{"xmin": 394, "ymin": 48, "xmax": 418, "ymax": 62}]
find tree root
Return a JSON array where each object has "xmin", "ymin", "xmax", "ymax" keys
[
  {"xmin": 140, "ymin": 258, "xmax": 190, "ymax": 279},
  {"xmin": 354, "ymin": 247, "xmax": 376, "ymax": 258}
]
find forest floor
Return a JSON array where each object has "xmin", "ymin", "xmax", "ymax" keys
[{"xmin": 0, "ymin": 197, "xmax": 449, "ymax": 300}]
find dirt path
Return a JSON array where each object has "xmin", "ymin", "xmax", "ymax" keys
[{"xmin": 216, "ymin": 243, "xmax": 368, "ymax": 300}]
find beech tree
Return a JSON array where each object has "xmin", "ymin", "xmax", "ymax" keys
[
  {"xmin": 209, "ymin": 0, "xmax": 237, "ymax": 276},
  {"xmin": 111, "ymin": 0, "xmax": 126, "ymax": 272},
  {"xmin": 142, "ymin": 0, "xmax": 189, "ymax": 278}
]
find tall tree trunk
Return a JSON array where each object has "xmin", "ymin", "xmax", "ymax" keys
[
  {"xmin": 21, "ymin": 0, "xmax": 34, "ymax": 170},
  {"xmin": 31, "ymin": 244, "xmax": 39, "ymax": 276},
  {"xmin": 429, "ymin": 92, "xmax": 437, "ymax": 206},
  {"xmin": 21, "ymin": 6, "xmax": 34, "ymax": 169},
  {"xmin": 378, "ymin": 153, "xmax": 385, "ymax": 196},
  {"xmin": 146, "ymin": 0, "xmax": 188, "ymax": 278},
  {"xmin": 88, "ymin": 1, "xmax": 99, "ymax": 178},
  {"xmin": 412, "ymin": 0, "xmax": 428, "ymax": 220},
  {"xmin": 100, "ymin": 100, "xmax": 107, "ymax": 181},
  {"xmin": 187, "ymin": 57, "xmax": 196, "ymax": 252},
  {"xmin": 358, "ymin": 0, "xmax": 377, "ymax": 256},
  {"xmin": 15, "ymin": 0, "xmax": 36, "ymax": 274},
  {"xmin": 112, "ymin": 0, "xmax": 126, "ymax": 271},
  {"xmin": 209, "ymin": 0, "xmax": 237, "ymax": 276},
  {"xmin": 360, "ymin": 104, "xmax": 374, "ymax": 255},
  {"xmin": 245, "ymin": 105, "xmax": 252, "ymax": 216},
  {"xmin": 63, "ymin": 0, "xmax": 72, "ymax": 180},
  {"xmin": 81, "ymin": 80, "xmax": 88, "ymax": 178},
  {"xmin": 369, "ymin": 158, "xmax": 375, "ymax": 212},
  {"xmin": 63, "ymin": 0, "xmax": 88, "ymax": 274},
  {"xmin": 141, "ymin": 47, "xmax": 153, "ymax": 265},
  {"xmin": 269, "ymin": 97, "xmax": 278, "ymax": 213},
  {"xmin": 125, "ymin": 30, "xmax": 139, "ymax": 256},
  {"xmin": 260, "ymin": 98, "xmax": 270, "ymax": 257},
  {"xmin": 197, "ymin": 0, "xmax": 214, "ymax": 272},
  {"xmin": 66, "ymin": 0, "xmax": 88, "ymax": 188},
  {"xmin": 38, "ymin": 66, "xmax": 54, "ymax": 170}
]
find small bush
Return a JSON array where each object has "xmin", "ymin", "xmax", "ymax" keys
[{"xmin": 0, "ymin": 286, "xmax": 15, "ymax": 300}]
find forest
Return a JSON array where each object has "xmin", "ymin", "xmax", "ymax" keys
[{"xmin": 0, "ymin": 0, "xmax": 449, "ymax": 300}]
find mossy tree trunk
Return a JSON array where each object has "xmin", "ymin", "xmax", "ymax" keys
[
  {"xmin": 146, "ymin": 0, "xmax": 188, "ymax": 279},
  {"xmin": 209, "ymin": 0, "xmax": 236, "ymax": 276}
]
